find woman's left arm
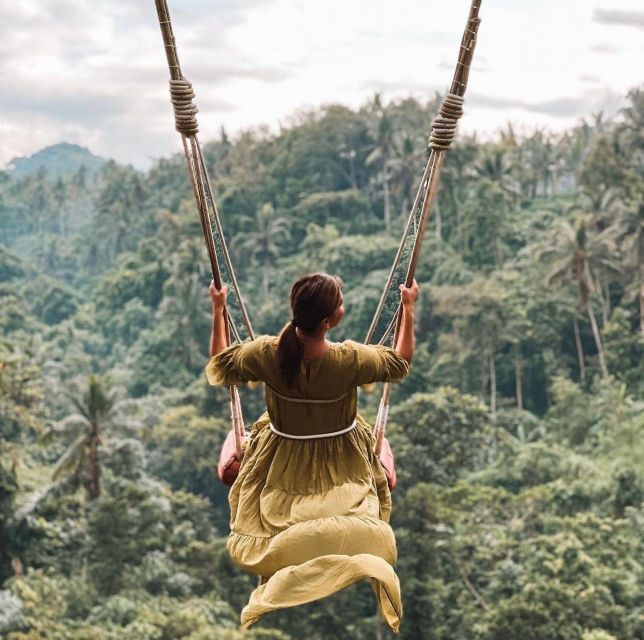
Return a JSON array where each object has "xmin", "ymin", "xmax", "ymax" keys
[{"xmin": 209, "ymin": 282, "xmax": 228, "ymax": 356}]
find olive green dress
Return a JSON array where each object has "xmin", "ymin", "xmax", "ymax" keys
[{"xmin": 205, "ymin": 335, "xmax": 410, "ymax": 632}]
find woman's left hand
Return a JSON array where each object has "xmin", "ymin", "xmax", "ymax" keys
[{"xmin": 210, "ymin": 280, "xmax": 228, "ymax": 308}]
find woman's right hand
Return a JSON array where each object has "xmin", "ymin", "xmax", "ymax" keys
[
  {"xmin": 399, "ymin": 278, "xmax": 419, "ymax": 308},
  {"xmin": 210, "ymin": 280, "xmax": 228, "ymax": 309}
]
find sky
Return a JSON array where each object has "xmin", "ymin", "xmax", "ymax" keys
[{"xmin": 2, "ymin": 0, "xmax": 643, "ymax": 171}]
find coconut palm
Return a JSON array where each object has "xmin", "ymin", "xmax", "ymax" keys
[
  {"xmin": 496, "ymin": 123, "xmax": 536, "ymax": 206},
  {"xmin": 159, "ymin": 238, "xmax": 210, "ymax": 370},
  {"xmin": 567, "ymin": 195, "xmax": 625, "ymax": 323},
  {"xmin": 559, "ymin": 124, "xmax": 591, "ymax": 193},
  {"xmin": 366, "ymin": 95, "xmax": 396, "ymax": 232},
  {"xmin": 51, "ymin": 375, "xmax": 116, "ymax": 500},
  {"xmin": 619, "ymin": 202, "xmax": 644, "ymax": 335},
  {"xmin": 231, "ymin": 203, "xmax": 291, "ymax": 299},
  {"xmin": 539, "ymin": 218, "xmax": 621, "ymax": 377},
  {"xmin": 432, "ymin": 276, "xmax": 512, "ymax": 416},
  {"xmin": 525, "ymin": 129, "xmax": 561, "ymax": 197},
  {"xmin": 438, "ymin": 136, "xmax": 479, "ymax": 247},
  {"xmin": 617, "ymin": 87, "xmax": 644, "ymax": 174},
  {"xmin": 387, "ymin": 130, "xmax": 426, "ymax": 227},
  {"xmin": 473, "ymin": 144, "xmax": 520, "ymax": 201}
]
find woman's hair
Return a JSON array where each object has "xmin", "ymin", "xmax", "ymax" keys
[{"xmin": 277, "ymin": 272, "xmax": 343, "ymax": 387}]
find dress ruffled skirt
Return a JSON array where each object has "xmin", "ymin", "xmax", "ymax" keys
[{"xmin": 227, "ymin": 411, "xmax": 402, "ymax": 632}]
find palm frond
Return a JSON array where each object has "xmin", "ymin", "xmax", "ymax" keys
[{"xmin": 52, "ymin": 433, "xmax": 86, "ymax": 481}]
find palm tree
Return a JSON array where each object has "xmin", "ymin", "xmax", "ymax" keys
[
  {"xmin": 32, "ymin": 234, "xmax": 62, "ymax": 274},
  {"xmin": 338, "ymin": 144, "xmax": 358, "ymax": 190},
  {"xmin": 86, "ymin": 162, "xmax": 151, "ymax": 269},
  {"xmin": 560, "ymin": 121, "xmax": 594, "ymax": 192},
  {"xmin": 51, "ymin": 376, "xmax": 116, "ymax": 500},
  {"xmin": 366, "ymin": 94, "xmax": 396, "ymax": 232},
  {"xmin": 231, "ymin": 203, "xmax": 291, "ymax": 299},
  {"xmin": 525, "ymin": 129, "xmax": 560, "ymax": 197},
  {"xmin": 52, "ymin": 177, "xmax": 68, "ymax": 237},
  {"xmin": 160, "ymin": 238, "xmax": 209, "ymax": 370},
  {"xmin": 473, "ymin": 144, "xmax": 520, "ymax": 201},
  {"xmin": 460, "ymin": 178, "xmax": 514, "ymax": 271},
  {"xmin": 432, "ymin": 276, "xmax": 511, "ymax": 416},
  {"xmin": 438, "ymin": 136, "xmax": 478, "ymax": 248},
  {"xmin": 497, "ymin": 123, "xmax": 535, "ymax": 207},
  {"xmin": 540, "ymin": 218, "xmax": 621, "ymax": 378},
  {"xmin": 617, "ymin": 87, "xmax": 644, "ymax": 173},
  {"xmin": 619, "ymin": 202, "xmax": 644, "ymax": 335},
  {"xmin": 387, "ymin": 131, "xmax": 426, "ymax": 228},
  {"xmin": 24, "ymin": 168, "xmax": 51, "ymax": 232},
  {"xmin": 568, "ymin": 195, "xmax": 625, "ymax": 323}
]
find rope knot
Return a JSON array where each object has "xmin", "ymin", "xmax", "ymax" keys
[
  {"xmin": 169, "ymin": 77, "xmax": 199, "ymax": 136},
  {"xmin": 429, "ymin": 92, "xmax": 464, "ymax": 150}
]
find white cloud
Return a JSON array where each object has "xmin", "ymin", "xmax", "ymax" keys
[
  {"xmin": 593, "ymin": 8, "xmax": 644, "ymax": 29},
  {"xmin": 2, "ymin": 0, "xmax": 643, "ymax": 170}
]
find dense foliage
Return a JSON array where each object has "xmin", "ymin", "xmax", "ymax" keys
[{"xmin": 0, "ymin": 86, "xmax": 642, "ymax": 639}]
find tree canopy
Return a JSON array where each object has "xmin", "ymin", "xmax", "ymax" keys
[{"xmin": 0, "ymin": 86, "xmax": 642, "ymax": 639}]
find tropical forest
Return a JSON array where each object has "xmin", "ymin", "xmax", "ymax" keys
[{"xmin": 0, "ymin": 86, "xmax": 642, "ymax": 639}]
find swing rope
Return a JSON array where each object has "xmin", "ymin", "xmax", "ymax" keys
[
  {"xmin": 155, "ymin": 0, "xmax": 255, "ymax": 459},
  {"xmin": 366, "ymin": 1, "xmax": 481, "ymax": 456},
  {"xmin": 154, "ymin": 0, "xmax": 483, "ymax": 461}
]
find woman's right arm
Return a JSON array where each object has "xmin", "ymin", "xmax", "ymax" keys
[
  {"xmin": 394, "ymin": 278, "xmax": 419, "ymax": 364},
  {"xmin": 209, "ymin": 281, "xmax": 228, "ymax": 357}
]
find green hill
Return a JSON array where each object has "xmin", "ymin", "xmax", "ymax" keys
[{"xmin": 5, "ymin": 142, "xmax": 107, "ymax": 180}]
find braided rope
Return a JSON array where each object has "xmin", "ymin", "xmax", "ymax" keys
[
  {"xmin": 428, "ymin": 92, "xmax": 464, "ymax": 150},
  {"xmin": 169, "ymin": 77, "xmax": 199, "ymax": 135}
]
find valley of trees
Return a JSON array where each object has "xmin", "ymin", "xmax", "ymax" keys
[{"xmin": 0, "ymin": 86, "xmax": 642, "ymax": 639}]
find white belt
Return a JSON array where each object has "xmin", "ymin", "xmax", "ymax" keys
[{"xmin": 268, "ymin": 419, "xmax": 357, "ymax": 440}]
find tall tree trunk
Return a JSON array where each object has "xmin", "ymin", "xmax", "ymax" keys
[
  {"xmin": 349, "ymin": 154, "xmax": 357, "ymax": 190},
  {"xmin": 399, "ymin": 196, "xmax": 410, "ymax": 229},
  {"xmin": 59, "ymin": 207, "xmax": 68, "ymax": 238},
  {"xmin": 87, "ymin": 420, "xmax": 101, "ymax": 500},
  {"xmin": 586, "ymin": 303, "xmax": 608, "ymax": 377},
  {"xmin": 455, "ymin": 195, "xmax": 466, "ymax": 255},
  {"xmin": 639, "ymin": 248, "xmax": 644, "ymax": 335},
  {"xmin": 435, "ymin": 198, "xmax": 442, "ymax": 240},
  {"xmin": 640, "ymin": 277, "xmax": 644, "ymax": 337},
  {"xmin": 514, "ymin": 345, "xmax": 523, "ymax": 410},
  {"xmin": 400, "ymin": 197, "xmax": 407, "ymax": 217},
  {"xmin": 573, "ymin": 317, "xmax": 585, "ymax": 382},
  {"xmin": 262, "ymin": 254, "xmax": 270, "ymax": 300},
  {"xmin": 383, "ymin": 162, "xmax": 391, "ymax": 232},
  {"xmin": 595, "ymin": 279, "xmax": 610, "ymax": 325},
  {"xmin": 489, "ymin": 350, "xmax": 497, "ymax": 417}
]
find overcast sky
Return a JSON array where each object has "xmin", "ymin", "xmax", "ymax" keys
[{"xmin": 2, "ymin": 0, "xmax": 643, "ymax": 171}]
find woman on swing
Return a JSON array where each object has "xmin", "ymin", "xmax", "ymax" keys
[{"xmin": 206, "ymin": 272, "xmax": 419, "ymax": 632}]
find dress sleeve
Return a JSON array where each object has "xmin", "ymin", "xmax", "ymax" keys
[
  {"xmin": 205, "ymin": 336, "xmax": 267, "ymax": 386},
  {"xmin": 349, "ymin": 341, "xmax": 411, "ymax": 386}
]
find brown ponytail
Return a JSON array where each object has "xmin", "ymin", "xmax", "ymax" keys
[{"xmin": 277, "ymin": 272, "xmax": 343, "ymax": 387}]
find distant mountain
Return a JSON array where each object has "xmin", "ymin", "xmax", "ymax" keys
[{"xmin": 5, "ymin": 142, "xmax": 107, "ymax": 180}]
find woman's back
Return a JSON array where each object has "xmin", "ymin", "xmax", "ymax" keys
[{"xmin": 206, "ymin": 335, "xmax": 410, "ymax": 437}]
